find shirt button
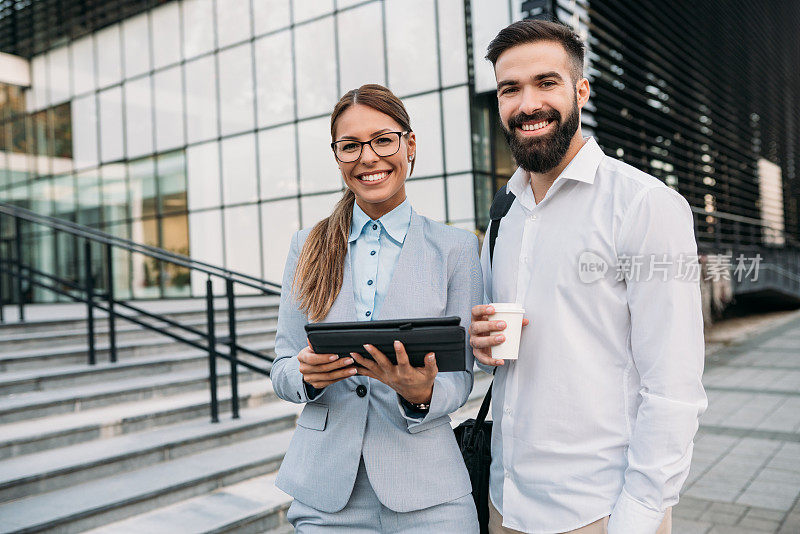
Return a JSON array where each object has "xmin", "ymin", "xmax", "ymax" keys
[
  {"xmin": 505, "ymin": 472, "xmax": 511, "ymax": 479},
  {"xmin": 370, "ymin": 250, "xmax": 376, "ymax": 256},
  {"xmin": 530, "ymin": 215, "xmax": 538, "ymax": 221},
  {"xmin": 504, "ymin": 407, "xmax": 512, "ymax": 415},
  {"xmin": 356, "ymin": 385, "xmax": 367, "ymax": 397},
  {"xmin": 365, "ymin": 311, "xmax": 371, "ymax": 317},
  {"xmin": 367, "ymin": 280, "xmax": 373, "ymax": 286},
  {"xmin": 372, "ymin": 224, "xmax": 378, "ymax": 230}
]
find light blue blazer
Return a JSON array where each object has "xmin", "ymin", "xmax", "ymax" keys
[{"xmin": 271, "ymin": 210, "xmax": 483, "ymax": 514}]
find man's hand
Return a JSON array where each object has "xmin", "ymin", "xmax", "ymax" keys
[
  {"xmin": 298, "ymin": 340, "xmax": 357, "ymax": 389},
  {"xmin": 469, "ymin": 304, "xmax": 530, "ymax": 366},
  {"xmin": 351, "ymin": 341, "xmax": 437, "ymax": 405}
]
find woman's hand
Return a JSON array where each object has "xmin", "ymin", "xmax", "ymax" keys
[
  {"xmin": 351, "ymin": 341, "xmax": 437, "ymax": 404},
  {"xmin": 298, "ymin": 340, "xmax": 357, "ymax": 389}
]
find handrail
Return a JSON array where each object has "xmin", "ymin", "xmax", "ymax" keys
[
  {"xmin": 0, "ymin": 202, "xmax": 280, "ymax": 293},
  {"xmin": 0, "ymin": 200, "xmax": 283, "ymax": 424}
]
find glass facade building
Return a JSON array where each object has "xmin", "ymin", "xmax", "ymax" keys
[{"xmin": 1, "ymin": 0, "xmax": 798, "ymax": 303}]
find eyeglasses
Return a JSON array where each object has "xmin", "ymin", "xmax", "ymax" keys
[{"xmin": 331, "ymin": 131, "xmax": 410, "ymax": 163}]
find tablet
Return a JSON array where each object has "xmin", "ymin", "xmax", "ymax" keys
[{"xmin": 304, "ymin": 316, "xmax": 467, "ymax": 372}]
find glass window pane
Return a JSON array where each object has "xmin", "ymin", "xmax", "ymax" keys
[
  {"xmin": 258, "ymin": 124, "xmax": 298, "ymax": 199},
  {"xmin": 157, "ymin": 150, "xmax": 187, "ymax": 215},
  {"xmin": 47, "ymin": 46, "xmax": 71, "ymax": 105},
  {"xmin": 446, "ymin": 173, "xmax": 474, "ymax": 226},
  {"xmin": 406, "ymin": 177, "xmax": 445, "ymax": 221},
  {"xmin": 187, "ymin": 141, "xmax": 221, "ymax": 211},
  {"xmin": 30, "ymin": 177, "xmax": 54, "ymax": 216},
  {"xmin": 294, "ymin": 17, "xmax": 337, "ymax": 119},
  {"xmin": 76, "ymin": 169, "xmax": 102, "ymax": 227},
  {"xmin": 260, "ymin": 198, "xmax": 299, "ymax": 282},
  {"xmin": 293, "ymin": 0, "xmax": 333, "ymax": 23},
  {"xmin": 185, "ymin": 56, "xmax": 218, "ymax": 143},
  {"xmin": 104, "ymin": 221, "xmax": 133, "ymax": 300},
  {"xmin": 123, "ymin": 14, "xmax": 151, "ymax": 79},
  {"xmin": 29, "ymin": 55, "xmax": 47, "ymax": 111},
  {"xmin": 52, "ymin": 174, "xmax": 76, "ymax": 220},
  {"xmin": 101, "ymin": 163, "xmax": 128, "ymax": 223},
  {"xmin": 153, "ymin": 66, "xmax": 185, "ymax": 151},
  {"xmin": 403, "ymin": 92, "xmax": 443, "ymax": 178},
  {"xmin": 51, "ymin": 103, "xmax": 73, "ymax": 163},
  {"xmin": 438, "ymin": 0, "xmax": 468, "ymax": 86},
  {"xmin": 224, "ymin": 204, "xmax": 261, "ymax": 276},
  {"xmin": 71, "ymin": 35, "xmax": 96, "ymax": 96},
  {"xmin": 221, "ymin": 133, "xmax": 258, "ymax": 205},
  {"xmin": 297, "ymin": 116, "xmax": 340, "ymax": 194},
  {"xmin": 254, "ymin": 31, "xmax": 294, "ymax": 128},
  {"xmin": 189, "ymin": 209, "xmax": 224, "ymax": 296},
  {"xmin": 300, "ymin": 191, "xmax": 341, "ymax": 228},
  {"xmin": 161, "ymin": 213, "xmax": 191, "ymax": 296},
  {"xmin": 124, "ymin": 76, "xmax": 154, "ymax": 158},
  {"xmin": 96, "ymin": 24, "xmax": 123, "ymax": 88},
  {"xmin": 337, "ymin": 3, "xmax": 385, "ymax": 90},
  {"xmin": 182, "ymin": 0, "xmax": 215, "ymax": 59},
  {"xmin": 129, "ymin": 157, "xmax": 157, "ymax": 219},
  {"xmin": 218, "ymin": 43, "xmax": 255, "ymax": 136},
  {"xmin": 71, "ymin": 95, "xmax": 99, "ymax": 170},
  {"xmin": 216, "ymin": 0, "xmax": 252, "ymax": 48},
  {"xmin": 385, "ymin": 0, "xmax": 438, "ymax": 96},
  {"xmin": 442, "ymin": 86, "xmax": 471, "ymax": 173},
  {"xmin": 31, "ymin": 110, "xmax": 50, "ymax": 176},
  {"xmin": 151, "ymin": 2, "xmax": 181, "ymax": 69},
  {"xmin": 253, "ymin": 0, "xmax": 290, "ymax": 35},
  {"xmin": 99, "ymin": 86, "xmax": 125, "ymax": 162},
  {"xmin": 131, "ymin": 216, "xmax": 160, "ymax": 298}
]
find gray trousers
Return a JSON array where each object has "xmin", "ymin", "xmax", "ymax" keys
[{"xmin": 287, "ymin": 457, "xmax": 479, "ymax": 533}]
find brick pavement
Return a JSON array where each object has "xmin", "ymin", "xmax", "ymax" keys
[{"xmin": 673, "ymin": 310, "xmax": 800, "ymax": 533}]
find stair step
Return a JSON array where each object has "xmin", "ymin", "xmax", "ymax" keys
[
  {"xmin": 0, "ymin": 323, "xmax": 277, "ymax": 372},
  {"xmin": 0, "ymin": 311, "xmax": 279, "ymax": 352},
  {"xmin": 0, "ymin": 402, "xmax": 300, "ymax": 502},
  {"xmin": 0, "ymin": 379, "xmax": 275, "ymax": 460},
  {"xmin": 0, "ymin": 429, "xmax": 294, "ymax": 533},
  {"xmin": 83, "ymin": 472, "xmax": 292, "ymax": 534},
  {"xmin": 0, "ymin": 366, "xmax": 266, "ymax": 424}
]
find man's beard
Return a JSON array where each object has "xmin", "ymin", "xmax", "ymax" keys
[{"xmin": 501, "ymin": 99, "xmax": 580, "ymax": 174}]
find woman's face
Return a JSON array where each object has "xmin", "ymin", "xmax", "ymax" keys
[{"xmin": 333, "ymin": 104, "xmax": 415, "ymax": 218}]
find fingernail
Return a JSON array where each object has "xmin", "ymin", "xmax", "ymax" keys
[
  {"xmin": 329, "ymin": 355, "xmax": 338, "ymax": 361},
  {"xmin": 394, "ymin": 340, "xmax": 401, "ymax": 347},
  {"xmin": 346, "ymin": 358, "xmax": 354, "ymax": 365},
  {"xmin": 363, "ymin": 344, "xmax": 370, "ymax": 350},
  {"xmin": 349, "ymin": 368, "xmax": 357, "ymax": 374},
  {"xmin": 496, "ymin": 335, "xmax": 505, "ymax": 342},
  {"xmin": 497, "ymin": 321, "xmax": 506, "ymax": 328},
  {"xmin": 350, "ymin": 352, "xmax": 358, "ymax": 358},
  {"xmin": 487, "ymin": 306, "xmax": 494, "ymax": 314}
]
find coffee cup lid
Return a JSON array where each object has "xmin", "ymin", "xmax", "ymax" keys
[{"xmin": 489, "ymin": 302, "xmax": 525, "ymax": 314}]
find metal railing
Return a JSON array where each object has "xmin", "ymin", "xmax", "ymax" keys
[{"xmin": 0, "ymin": 201, "xmax": 281, "ymax": 423}]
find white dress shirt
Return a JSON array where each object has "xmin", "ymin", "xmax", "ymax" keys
[{"xmin": 481, "ymin": 137, "xmax": 707, "ymax": 534}]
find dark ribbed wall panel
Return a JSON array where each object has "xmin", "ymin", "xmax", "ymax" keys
[
  {"xmin": 0, "ymin": 0, "xmax": 172, "ymax": 58},
  {"xmin": 586, "ymin": 0, "xmax": 800, "ymax": 249}
]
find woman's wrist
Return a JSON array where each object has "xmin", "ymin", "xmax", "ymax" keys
[{"xmin": 400, "ymin": 384, "xmax": 433, "ymax": 405}]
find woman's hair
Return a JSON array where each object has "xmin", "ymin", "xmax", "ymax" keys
[{"xmin": 293, "ymin": 84, "xmax": 413, "ymax": 321}]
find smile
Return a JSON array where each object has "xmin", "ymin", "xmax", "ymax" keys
[
  {"xmin": 518, "ymin": 120, "xmax": 555, "ymax": 136},
  {"xmin": 357, "ymin": 170, "xmax": 391, "ymax": 184}
]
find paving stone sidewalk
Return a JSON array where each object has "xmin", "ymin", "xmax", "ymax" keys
[{"xmin": 673, "ymin": 310, "xmax": 800, "ymax": 533}]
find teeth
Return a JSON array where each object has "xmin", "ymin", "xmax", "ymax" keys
[
  {"xmin": 360, "ymin": 171, "xmax": 388, "ymax": 182},
  {"xmin": 521, "ymin": 120, "xmax": 550, "ymax": 131}
]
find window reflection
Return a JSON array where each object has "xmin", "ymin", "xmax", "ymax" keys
[
  {"xmin": 157, "ymin": 151, "xmax": 187, "ymax": 215},
  {"xmin": 129, "ymin": 157, "xmax": 157, "ymax": 220},
  {"xmin": 161, "ymin": 213, "xmax": 190, "ymax": 296}
]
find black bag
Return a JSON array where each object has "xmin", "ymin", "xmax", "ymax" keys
[
  {"xmin": 453, "ymin": 383, "xmax": 494, "ymax": 532},
  {"xmin": 454, "ymin": 184, "xmax": 516, "ymax": 532}
]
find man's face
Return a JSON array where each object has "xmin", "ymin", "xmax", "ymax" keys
[{"xmin": 494, "ymin": 41, "xmax": 588, "ymax": 173}]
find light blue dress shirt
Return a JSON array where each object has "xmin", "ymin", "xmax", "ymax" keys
[{"xmin": 349, "ymin": 199, "xmax": 411, "ymax": 321}]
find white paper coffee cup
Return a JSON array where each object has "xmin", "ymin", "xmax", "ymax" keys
[{"xmin": 488, "ymin": 303, "xmax": 525, "ymax": 360}]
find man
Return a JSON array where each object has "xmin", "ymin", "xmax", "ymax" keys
[{"xmin": 469, "ymin": 20, "xmax": 707, "ymax": 534}]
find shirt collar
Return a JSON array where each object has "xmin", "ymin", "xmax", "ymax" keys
[
  {"xmin": 506, "ymin": 137, "xmax": 604, "ymax": 197},
  {"xmin": 348, "ymin": 198, "xmax": 412, "ymax": 244}
]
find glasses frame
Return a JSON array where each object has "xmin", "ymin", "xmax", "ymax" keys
[{"xmin": 331, "ymin": 130, "xmax": 411, "ymax": 163}]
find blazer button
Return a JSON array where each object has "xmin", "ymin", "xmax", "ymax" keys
[{"xmin": 356, "ymin": 385, "xmax": 367, "ymax": 397}]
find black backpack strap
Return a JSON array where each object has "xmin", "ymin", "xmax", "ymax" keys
[{"xmin": 488, "ymin": 185, "xmax": 516, "ymax": 266}]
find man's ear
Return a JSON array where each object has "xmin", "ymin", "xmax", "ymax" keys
[{"xmin": 576, "ymin": 77, "xmax": 590, "ymax": 109}]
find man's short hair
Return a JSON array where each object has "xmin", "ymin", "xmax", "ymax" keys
[{"xmin": 486, "ymin": 20, "xmax": 585, "ymax": 82}]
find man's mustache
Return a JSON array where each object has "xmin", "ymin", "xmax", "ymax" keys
[{"xmin": 508, "ymin": 110, "xmax": 561, "ymax": 131}]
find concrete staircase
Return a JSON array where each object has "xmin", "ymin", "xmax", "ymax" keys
[{"xmin": 0, "ymin": 298, "xmax": 490, "ymax": 533}]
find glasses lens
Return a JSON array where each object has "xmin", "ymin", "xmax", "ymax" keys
[
  {"xmin": 371, "ymin": 133, "xmax": 400, "ymax": 157},
  {"xmin": 335, "ymin": 141, "xmax": 361, "ymax": 162}
]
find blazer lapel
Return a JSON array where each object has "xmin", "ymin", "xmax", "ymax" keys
[
  {"xmin": 380, "ymin": 211, "xmax": 425, "ymax": 320},
  {"xmin": 324, "ymin": 248, "xmax": 357, "ymax": 322}
]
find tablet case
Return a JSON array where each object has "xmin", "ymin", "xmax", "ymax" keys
[{"xmin": 304, "ymin": 316, "xmax": 466, "ymax": 372}]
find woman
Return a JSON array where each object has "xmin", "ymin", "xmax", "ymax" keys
[{"xmin": 270, "ymin": 84, "xmax": 482, "ymax": 533}]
